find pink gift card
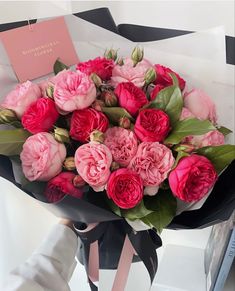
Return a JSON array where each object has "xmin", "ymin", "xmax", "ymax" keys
[{"xmin": 0, "ymin": 17, "xmax": 79, "ymax": 82}]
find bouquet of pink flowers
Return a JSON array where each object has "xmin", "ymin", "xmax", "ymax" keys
[{"xmin": 0, "ymin": 47, "xmax": 234, "ymax": 234}]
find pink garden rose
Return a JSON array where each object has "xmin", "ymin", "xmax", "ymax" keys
[
  {"xmin": 107, "ymin": 168, "xmax": 143, "ymax": 209},
  {"xmin": 180, "ymin": 107, "xmax": 195, "ymax": 120},
  {"xmin": 129, "ymin": 142, "xmax": 175, "ymax": 190},
  {"xmin": 104, "ymin": 127, "xmax": 138, "ymax": 167},
  {"xmin": 134, "ymin": 108, "xmax": 171, "ymax": 142},
  {"xmin": 1, "ymin": 81, "xmax": 41, "ymax": 118},
  {"xmin": 154, "ymin": 64, "xmax": 186, "ymax": 91},
  {"xmin": 76, "ymin": 57, "xmax": 114, "ymax": 80},
  {"xmin": 75, "ymin": 143, "xmax": 112, "ymax": 192},
  {"xmin": 114, "ymin": 82, "xmax": 148, "ymax": 116},
  {"xmin": 184, "ymin": 89, "xmax": 217, "ymax": 124},
  {"xmin": 111, "ymin": 58, "xmax": 152, "ymax": 88},
  {"xmin": 45, "ymin": 172, "xmax": 83, "ymax": 203},
  {"xmin": 53, "ymin": 70, "xmax": 96, "ymax": 114},
  {"xmin": 20, "ymin": 132, "xmax": 66, "ymax": 181},
  {"xmin": 188, "ymin": 130, "xmax": 225, "ymax": 149},
  {"xmin": 169, "ymin": 154, "xmax": 218, "ymax": 202}
]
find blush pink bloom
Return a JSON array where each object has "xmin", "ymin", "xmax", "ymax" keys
[
  {"xmin": 129, "ymin": 142, "xmax": 175, "ymax": 189},
  {"xmin": 53, "ymin": 70, "xmax": 96, "ymax": 114},
  {"xmin": 107, "ymin": 168, "xmax": 143, "ymax": 209},
  {"xmin": 189, "ymin": 130, "xmax": 225, "ymax": 149},
  {"xmin": 169, "ymin": 154, "xmax": 218, "ymax": 202},
  {"xmin": 184, "ymin": 89, "xmax": 217, "ymax": 124},
  {"xmin": 180, "ymin": 107, "xmax": 195, "ymax": 120},
  {"xmin": 75, "ymin": 143, "xmax": 112, "ymax": 192},
  {"xmin": 104, "ymin": 127, "xmax": 138, "ymax": 167},
  {"xmin": 111, "ymin": 58, "xmax": 152, "ymax": 88},
  {"xmin": 1, "ymin": 81, "xmax": 41, "ymax": 118},
  {"xmin": 20, "ymin": 132, "xmax": 66, "ymax": 182}
]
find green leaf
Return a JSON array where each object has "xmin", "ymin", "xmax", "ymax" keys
[
  {"xmin": 146, "ymin": 85, "xmax": 183, "ymax": 124},
  {"xmin": 141, "ymin": 190, "xmax": 177, "ymax": 233},
  {"xmin": 165, "ymin": 118, "xmax": 216, "ymax": 144},
  {"xmin": 168, "ymin": 72, "xmax": 179, "ymax": 87},
  {"xmin": 196, "ymin": 145, "xmax": 235, "ymax": 173},
  {"xmin": 53, "ymin": 59, "xmax": 69, "ymax": 75},
  {"xmin": 102, "ymin": 107, "xmax": 134, "ymax": 124},
  {"xmin": 107, "ymin": 199, "xmax": 153, "ymax": 220},
  {"xmin": 217, "ymin": 126, "xmax": 232, "ymax": 136},
  {"xmin": 0, "ymin": 129, "xmax": 31, "ymax": 156}
]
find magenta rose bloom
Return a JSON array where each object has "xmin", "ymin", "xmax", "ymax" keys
[
  {"xmin": 183, "ymin": 89, "xmax": 217, "ymax": 124},
  {"xmin": 107, "ymin": 168, "xmax": 143, "ymax": 209},
  {"xmin": 154, "ymin": 64, "xmax": 186, "ymax": 91},
  {"xmin": 134, "ymin": 108, "xmax": 170, "ymax": 142},
  {"xmin": 150, "ymin": 84, "xmax": 165, "ymax": 101},
  {"xmin": 129, "ymin": 142, "xmax": 174, "ymax": 187},
  {"xmin": 1, "ymin": 81, "xmax": 41, "ymax": 118},
  {"xmin": 70, "ymin": 108, "xmax": 109, "ymax": 143},
  {"xmin": 169, "ymin": 154, "xmax": 218, "ymax": 202},
  {"xmin": 76, "ymin": 57, "xmax": 114, "ymax": 80},
  {"xmin": 45, "ymin": 172, "xmax": 83, "ymax": 203},
  {"xmin": 104, "ymin": 127, "xmax": 138, "ymax": 167},
  {"xmin": 53, "ymin": 70, "xmax": 96, "ymax": 114},
  {"xmin": 111, "ymin": 58, "xmax": 152, "ymax": 88},
  {"xmin": 75, "ymin": 143, "xmax": 112, "ymax": 192},
  {"xmin": 20, "ymin": 132, "xmax": 66, "ymax": 181},
  {"xmin": 115, "ymin": 82, "xmax": 148, "ymax": 117},
  {"xmin": 22, "ymin": 98, "xmax": 59, "ymax": 134}
]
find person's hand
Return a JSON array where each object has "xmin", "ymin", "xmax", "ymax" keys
[{"xmin": 59, "ymin": 219, "xmax": 78, "ymax": 235}]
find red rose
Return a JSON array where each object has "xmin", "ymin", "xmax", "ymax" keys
[
  {"xmin": 22, "ymin": 98, "xmax": 59, "ymax": 134},
  {"xmin": 45, "ymin": 172, "xmax": 83, "ymax": 203},
  {"xmin": 70, "ymin": 108, "xmax": 109, "ymax": 143},
  {"xmin": 114, "ymin": 82, "xmax": 148, "ymax": 116},
  {"xmin": 154, "ymin": 64, "xmax": 186, "ymax": 91},
  {"xmin": 169, "ymin": 154, "xmax": 218, "ymax": 202},
  {"xmin": 150, "ymin": 84, "xmax": 165, "ymax": 101},
  {"xmin": 107, "ymin": 168, "xmax": 143, "ymax": 209},
  {"xmin": 134, "ymin": 108, "xmax": 170, "ymax": 142},
  {"xmin": 76, "ymin": 57, "xmax": 114, "ymax": 80}
]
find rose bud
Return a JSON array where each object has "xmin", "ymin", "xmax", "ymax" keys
[
  {"xmin": 101, "ymin": 90, "xmax": 118, "ymax": 107},
  {"xmin": 91, "ymin": 99, "xmax": 105, "ymax": 112},
  {"xmin": 144, "ymin": 67, "xmax": 157, "ymax": 85},
  {"xmin": 90, "ymin": 130, "xmax": 105, "ymax": 143},
  {"xmin": 131, "ymin": 46, "xmax": 144, "ymax": 66},
  {"xmin": 54, "ymin": 127, "xmax": 70, "ymax": 143},
  {"xmin": 104, "ymin": 48, "xmax": 118, "ymax": 61},
  {"xmin": 0, "ymin": 108, "xmax": 18, "ymax": 124},
  {"xmin": 119, "ymin": 116, "xmax": 131, "ymax": 129},
  {"xmin": 46, "ymin": 85, "xmax": 54, "ymax": 98},
  {"xmin": 45, "ymin": 172, "xmax": 83, "ymax": 203},
  {"xmin": 90, "ymin": 73, "xmax": 103, "ymax": 88},
  {"xmin": 63, "ymin": 157, "xmax": 76, "ymax": 171},
  {"xmin": 110, "ymin": 161, "xmax": 120, "ymax": 172},
  {"xmin": 117, "ymin": 57, "xmax": 124, "ymax": 66},
  {"xmin": 73, "ymin": 174, "xmax": 86, "ymax": 188}
]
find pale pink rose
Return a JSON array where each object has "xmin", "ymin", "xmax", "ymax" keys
[
  {"xmin": 189, "ymin": 130, "xmax": 225, "ymax": 148},
  {"xmin": 129, "ymin": 142, "xmax": 175, "ymax": 189},
  {"xmin": 180, "ymin": 107, "xmax": 195, "ymax": 120},
  {"xmin": 104, "ymin": 127, "xmax": 138, "ymax": 167},
  {"xmin": 20, "ymin": 132, "xmax": 66, "ymax": 181},
  {"xmin": 1, "ymin": 81, "xmax": 41, "ymax": 118},
  {"xmin": 75, "ymin": 142, "xmax": 112, "ymax": 192},
  {"xmin": 184, "ymin": 89, "xmax": 217, "ymax": 124},
  {"xmin": 111, "ymin": 58, "xmax": 152, "ymax": 88},
  {"xmin": 53, "ymin": 70, "xmax": 96, "ymax": 114}
]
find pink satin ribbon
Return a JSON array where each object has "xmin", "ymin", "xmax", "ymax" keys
[{"xmin": 75, "ymin": 223, "xmax": 137, "ymax": 291}]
